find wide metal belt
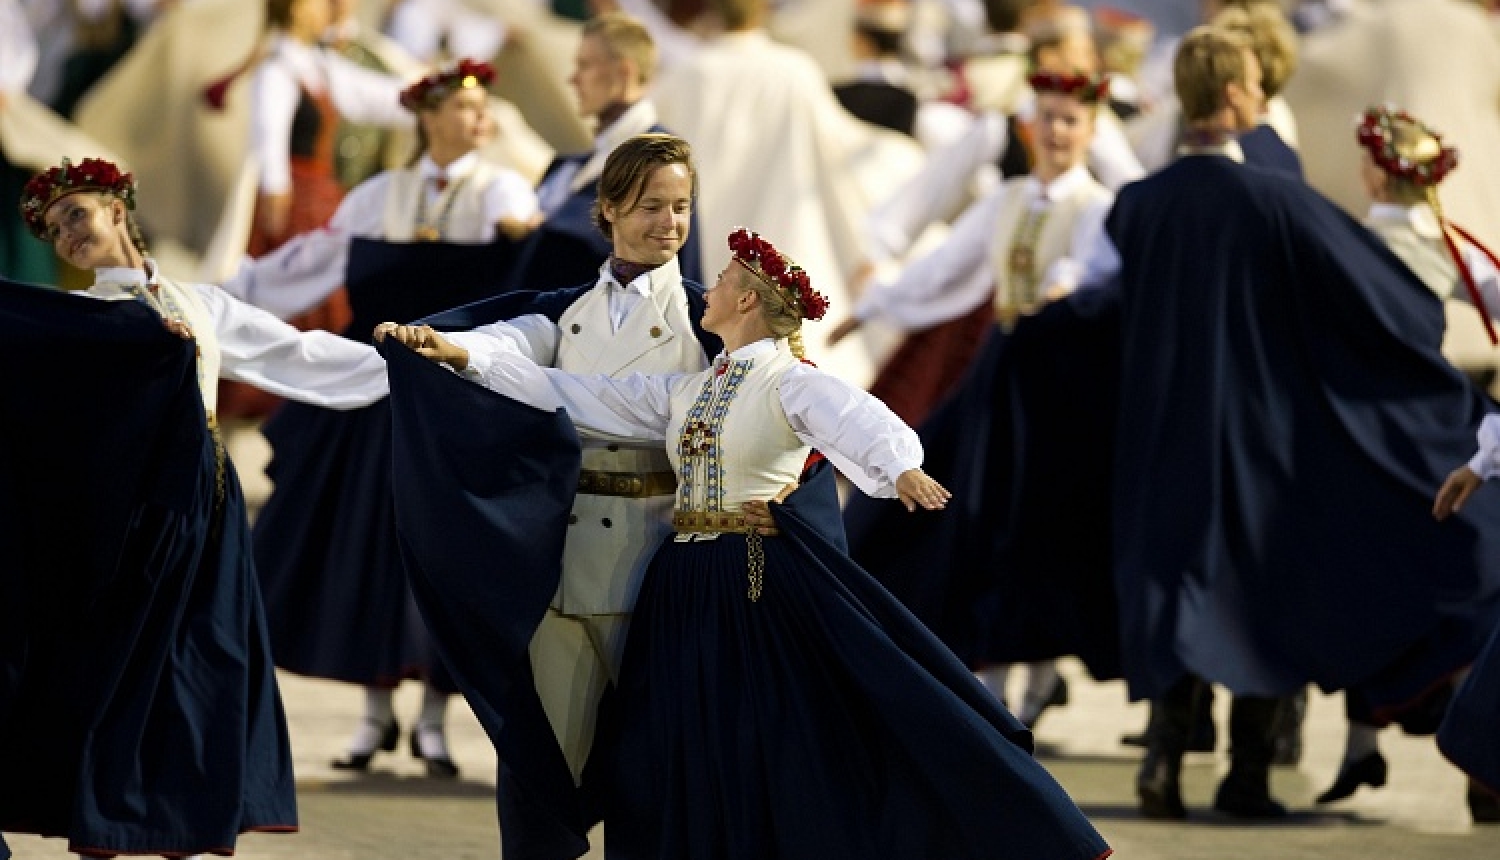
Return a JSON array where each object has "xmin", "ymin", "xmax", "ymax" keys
[
  {"xmin": 671, "ymin": 510, "xmax": 780, "ymax": 537},
  {"xmin": 576, "ymin": 469, "xmax": 678, "ymax": 499}
]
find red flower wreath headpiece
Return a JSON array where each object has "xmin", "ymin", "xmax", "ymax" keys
[
  {"xmin": 19, "ymin": 156, "xmax": 136, "ymax": 240},
  {"xmin": 727, "ymin": 228, "xmax": 829, "ymax": 322},
  {"xmin": 400, "ymin": 58, "xmax": 496, "ymax": 112},
  {"xmin": 1027, "ymin": 70, "xmax": 1111, "ymax": 105},
  {"xmin": 1355, "ymin": 104, "xmax": 1458, "ymax": 188}
]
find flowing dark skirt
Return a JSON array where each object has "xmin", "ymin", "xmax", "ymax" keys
[
  {"xmin": 254, "ymin": 239, "xmax": 521, "ymax": 690},
  {"xmin": 0, "ymin": 459, "xmax": 298, "ymax": 856},
  {"xmin": 1439, "ymin": 620, "xmax": 1500, "ymax": 793},
  {"xmin": 0, "ymin": 280, "xmax": 296, "ymax": 855},
  {"xmin": 600, "ymin": 516, "xmax": 1110, "ymax": 860},
  {"xmin": 847, "ymin": 298, "xmax": 1122, "ymax": 679},
  {"xmin": 256, "ymin": 399, "xmax": 452, "ymax": 689}
]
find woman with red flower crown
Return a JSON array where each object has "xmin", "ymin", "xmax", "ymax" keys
[
  {"xmin": 379, "ymin": 228, "xmax": 1111, "ymax": 860},
  {"xmin": 1318, "ymin": 104, "xmax": 1500, "ymax": 822},
  {"xmin": 832, "ymin": 69, "xmax": 1121, "ymax": 729},
  {"xmin": 220, "ymin": 57, "xmax": 540, "ymax": 782},
  {"xmin": 1, "ymin": 156, "xmax": 390, "ymax": 858}
]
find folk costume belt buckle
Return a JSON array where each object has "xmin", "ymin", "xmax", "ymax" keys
[{"xmin": 576, "ymin": 469, "xmax": 677, "ymax": 498}]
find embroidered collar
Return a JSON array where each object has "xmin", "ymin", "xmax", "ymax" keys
[{"xmin": 1367, "ymin": 202, "xmax": 1443, "ymax": 240}]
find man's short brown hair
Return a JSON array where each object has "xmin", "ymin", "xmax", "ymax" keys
[
  {"xmin": 1174, "ymin": 26, "xmax": 1252, "ymax": 122},
  {"xmin": 592, "ymin": 133, "xmax": 697, "ymax": 238},
  {"xmin": 582, "ymin": 12, "xmax": 658, "ymax": 86}
]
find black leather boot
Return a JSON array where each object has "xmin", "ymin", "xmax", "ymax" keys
[
  {"xmin": 1137, "ymin": 677, "xmax": 1202, "ymax": 819},
  {"xmin": 1214, "ymin": 695, "xmax": 1287, "ymax": 818}
]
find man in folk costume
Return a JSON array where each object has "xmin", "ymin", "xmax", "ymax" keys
[
  {"xmin": 393, "ymin": 133, "xmax": 718, "ymax": 813},
  {"xmin": 1319, "ymin": 105, "xmax": 1500, "ymax": 823},
  {"xmin": 220, "ymin": 58, "xmax": 539, "ymax": 782},
  {"xmin": 1126, "ymin": 0, "xmax": 1304, "ymax": 177},
  {"xmin": 1109, "ymin": 27, "xmax": 1500, "ymax": 821},
  {"xmin": 650, "ymin": 0, "xmax": 926, "ymax": 386},
  {"xmin": 508, "ymin": 11, "xmax": 703, "ymax": 295}
]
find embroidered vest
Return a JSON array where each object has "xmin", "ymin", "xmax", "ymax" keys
[
  {"xmin": 381, "ymin": 160, "xmax": 501, "ymax": 242},
  {"xmin": 1367, "ymin": 211, "xmax": 1459, "ymax": 302},
  {"xmin": 988, "ymin": 174, "xmax": 1111, "ymax": 319},
  {"xmin": 92, "ymin": 275, "xmax": 222, "ymax": 414},
  {"xmin": 667, "ymin": 341, "xmax": 808, "ymax": 512}
]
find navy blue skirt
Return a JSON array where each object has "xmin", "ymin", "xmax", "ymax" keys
[
  {"xmin": 847, "ymin": 298, "xmax": 1122, "ymax": 679},
  {"xmin": 599, "ymin": 517, "xmax": 1110, "ymax": 860},
  {"xmin": 0, "ymin": 458, "xmax": 297, "ymax": 855},
  {"xmin": 1439, "ymin": 620, "xmax": 1500, "ymax": 793},
  {"xmin": 255, "ymin": 399, "xmax": 454, "ymax": 690},
  {"xmin": 251, "ymin": 237, "xmax": 528, "ymax": 692}
]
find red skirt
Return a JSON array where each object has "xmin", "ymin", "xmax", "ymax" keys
[
  {"xmin": 869, "ymin": 302, "xmax": 996, "ymax": 427},
  {"xmin": 219, "ymin": 160, "xmax": 351, "ymax": 420}
]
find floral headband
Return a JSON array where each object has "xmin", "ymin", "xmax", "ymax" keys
[
  {"xmin": 727, "ymin": 228, "xmax": 829, "ymax": 322},
  {"xmin": 19, "ymin": 156, "xmax": 136, "ymax": 240},
  {"xmin": 1028, "ymin": 70, "xmax": 1111, "ymax": 105},
  {"xmin": 1355, "ymin": 104, "xmax": 1458, "ymax": 187},
  {"xmin": 400, "ymin": 58, "xmax": 495, "ymax": 112}
]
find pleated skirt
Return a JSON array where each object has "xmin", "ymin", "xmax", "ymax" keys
[{"xmin": 600, "ymin": 531, "xmax": 1110, "ymax": 860}]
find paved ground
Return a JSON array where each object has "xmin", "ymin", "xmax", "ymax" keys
[
  {"xmin": 8, "ymin": 428, "xmax": 1497, "ymax": 858},
  {"xmin": 8, "ymin": 665, "xmax": 1496, "ymax": 859}
]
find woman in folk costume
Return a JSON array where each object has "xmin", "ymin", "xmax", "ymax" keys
[
  {"xmin": 379, "ymin": 228, "xmax": 1112, "ymax": 860},
  {"xmin": 1, "ymin": 158, "xmax": 388, "ymax": 857},
  {"xmin": 855, "ymin": 12, "xmax": 1142, "ymax": 426},
  {"xmin": 1317, "ymin": 105, "xmax": 1500, "ymax": 823},
  {"xmin": 830, "ymin": 68, "xmax": 1118, "ymax": 425},
  {"xmin": 837, "ymin": 69, "xmax": 1121, "ymax": 730},
  {"xmin": 234, "ymin": 59, "xmax": 538, "ymax": 781},
  {"xmin": 212, "ymin": 0, "xmax": 410, "ymax": 417}
]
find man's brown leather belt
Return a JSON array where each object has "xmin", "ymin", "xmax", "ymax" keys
[{"xmin": 576, "ymin": 469, "xmax": 678, "ymax": 498}]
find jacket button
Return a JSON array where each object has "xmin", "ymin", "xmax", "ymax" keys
[
  {"xmin": 570, "ymin": 323, "xmax": 581, "ymax": 334},
  {"xmin": 601, "ymin": 518, "xmax": 612, "ymax": 528},
  {"xmin": 650, "ymin": 326, "xmax": 662, "ymax": 338},
  {"xmin": 568, "ymin": 514, "xmax": 578, "ymax": 525}
]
